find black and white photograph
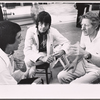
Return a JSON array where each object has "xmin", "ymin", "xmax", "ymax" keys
[{"xmin": 1, "ymin": 1, "xmax": 100, "ymax": 99}]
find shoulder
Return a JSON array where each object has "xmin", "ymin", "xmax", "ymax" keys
[
  {"xmin": 26, "ymin": 25, "xmax": 37, "ymax": 36},
  {"xmin": 49, "ymin": 27, "xmax": 59, "ymax": 33},
  {"xmin": 27, "ymin": 25, "xmax": 37, "ymax": 33}
]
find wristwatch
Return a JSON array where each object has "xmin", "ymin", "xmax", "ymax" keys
[{"xmin": 84, "ymin": 53, "xmax": 92, "ymax": 60}]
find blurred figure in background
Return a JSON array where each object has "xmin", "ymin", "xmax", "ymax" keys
[
  {"xmin": 0, "ymin": 5, "xmax": 3, "ymax": 21},
  {"xmin": 31, "ymin": 2, "xmax": 44, "ymax": 24},
  {"xmin": 74, "ymin": 3, "xmax": 90, "ymax": 28}
]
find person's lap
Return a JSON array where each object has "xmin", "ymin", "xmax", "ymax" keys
[
  {"xmin": 57, "ymin": 60, "xmax": 86, "ymax": 83},
  {"xmin": 58, "ymin": 60, "xmax": 100, "ymax": 84}
]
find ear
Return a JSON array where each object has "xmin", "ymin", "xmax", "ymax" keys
[
  {"xmin": 95, "ymin": 26, "xmax": 98, "ymax": 30},
  {"xmin": 93, "ymin": 24, "xmax": 98, "ymax": 30}
]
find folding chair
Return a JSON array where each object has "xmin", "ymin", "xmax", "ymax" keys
[
  {"xmin": 35, "ymin": 62, "xmax": 52, "ymax": 84},
  {"xmin": 51, "ymin": 54, "xmax": 70, "ymax": 69}
]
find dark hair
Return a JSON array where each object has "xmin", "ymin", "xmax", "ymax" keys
[
  {"xmin": 0, "ymin": 21, "xmax": 21, "ymax": 51},
  {"xmin": 36, "ymin": 11, "xmax": 51, "ymax": 28},
  {"xmin": 80, "ymin": 11, "xmax": 100, "ymax": 30}
]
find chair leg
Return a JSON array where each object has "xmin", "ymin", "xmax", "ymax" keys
[
  {"xmin": 45, "ymin": 68, "xmax": 49, "ymax": 84},
  {"xmin": 48, "ymin": 66, "xmax": 52, "ymax": 78}
]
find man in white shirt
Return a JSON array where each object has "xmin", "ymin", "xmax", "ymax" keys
[
  {"xmin": 58, "ymin": 11, "xmax": 100, "ymax": 84},
  {"xmin": 0, "ymin": 21, "xmax": 43, "ymax": 84},
  {"xmin": 24, "ymin": 11, "xmax": 70, "ymax": 78}
]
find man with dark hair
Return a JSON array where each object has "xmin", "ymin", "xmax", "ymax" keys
[
  {"xmin": 0, "ymin": 21, "xmax": 23, "ymax": 84},
  {"xmin": 0, "ymin": 21, "xmax": 43, "ymax": 84},
  {"xmin": 24, "ymin": 11, "xmax": 70, "ymax": 78},
  {"xmin": 31, "ymin": 2, "xmax": 44, "ymax": 23}
]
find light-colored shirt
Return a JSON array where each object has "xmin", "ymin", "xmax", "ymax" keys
[
  {"xmin": 80, "ymin": 29, "xmax": 100, "ymax": 57},
  {"xmin": 24, "ymin": 25, "xmax": 70, "ymax": 62},
  {"xmin": 0, "ymin": 48, "xmax": 17, "ymax": 85},
  {"xmin": 80, "ymin": 29, "xmax": 100, "ymax": 75}
]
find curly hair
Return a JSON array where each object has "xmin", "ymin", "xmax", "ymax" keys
[
  {"xmin": 80, "ymin": 11, "xmax": 100, "ymax": 30},
  {"xmin": 0, "ymin": 21, "xmax": 21, "ymax": 51}
]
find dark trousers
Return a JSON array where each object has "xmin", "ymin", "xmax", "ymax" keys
[
  {"xmin": 0, "ymin": 6, "xmax": 3, "ymax": 21},
  {"xmin": 76, "ymin": 4, "xmax": 89, "ymax": 27}
]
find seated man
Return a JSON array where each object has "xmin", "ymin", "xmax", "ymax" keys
[
  {"xmin": 58, "ymin": 11, "xmax": 100, "ymax": 84},
  {"xmin": 24, "ymin": 11, "xmax": 70, "ymax": 78},
  {"xmin": 0, "ymin": 21, "xmax": 43, "ymax": 84}
]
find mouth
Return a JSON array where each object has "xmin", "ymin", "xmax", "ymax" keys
[{"xmin": 82, "ymin": 30, "xmax": 87, "ymax": 33}]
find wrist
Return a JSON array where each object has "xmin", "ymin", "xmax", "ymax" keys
[
  {"xmin": 61, "ymin": 50, "xmax": 65, "ymax": 55},
  {"xmin": 84, "ymin": 52, "xmax": 92, "ymax": 60},
  {"xmin": 38, "ymin": 56, "xmax": 44, "ymax": 61}
]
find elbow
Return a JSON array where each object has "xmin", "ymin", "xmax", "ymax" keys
[{"xmin": 20, "ymin": 63, "xmax": 27, "ymax": 72}]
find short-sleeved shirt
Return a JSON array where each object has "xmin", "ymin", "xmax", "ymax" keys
[
  {"xmin": 80, "ymin": 29, "xmax": 100, "ymax": 57},
  {"xmin": 79, "ymin": 29, "xmax": 100, "ymax": 76}
]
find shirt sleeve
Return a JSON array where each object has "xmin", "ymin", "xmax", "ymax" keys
[
  {"xmin": 24, "ymin": 27, "xmax": 45, "ymax": 62},
  {"xmin": 52, "ymin": 28, "xmax": 70, "ymax": 54}
]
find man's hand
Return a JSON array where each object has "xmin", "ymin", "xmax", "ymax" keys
[
  {"xmin": 64, "ymin": 55, "xmax": 83, "ymax": 73},
  {"xmin": 22, "ymin": 66, "xmax": 36, "ymax": 79},
  {"xmin": 53, "ymin": 50, "xmax": 65, "ymax": 59},
  {"xmin": 28, "ymin": 66, "xmax": 36, "ymax": 78},
  {"xmin": 39, "ymin": 55, "xmax": 55, "ymax": 63},
  {"xmin": 14, "ymin": 58, "xmax": 26, "ymax": 72},
  {"xmin": 68, "ymin": 42, "xmax": 85, "ymax": 56}
]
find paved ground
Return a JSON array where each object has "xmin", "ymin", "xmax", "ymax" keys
[{"xmin": 12, "ymin": 3, "xmax": 82, "ymax": 84}]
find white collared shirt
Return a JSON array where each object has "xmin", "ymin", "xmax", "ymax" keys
[
  {"xmin": 0, "ymin": 49, "xmax": 17, "ymax": 85},
  {"xmin": 80, "ymin": 29, "xmax": 100, "ymax": 57}
]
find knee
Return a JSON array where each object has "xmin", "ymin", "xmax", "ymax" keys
[
  {"xmin": 57, "ymin": 71, "xmax": 69, "ymax": 84},
  {"xmin": 24, "ymin": 57, "xmax": 35, "ymax": 69},
  {"xmin": 57, "ymin": 71, "xmax": 64, "ymax": 82},
  {"xmin": 58, "ymin": 70, "xmax": 75, "ymax": 84}
]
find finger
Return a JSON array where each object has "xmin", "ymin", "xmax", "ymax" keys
[
  {"xmin": 47, "ymin": 58, "xmax": 53, "ymax": 63},
  {"xmin": 69, "ymin": 48, "xmax": 78, "ymax": 52},
  {"xmin": 53, "ymin": 53, "xmax": 59, "ymax": 57},
  {"xmin": 67, "ymin": 66, "xmax": 74, "ymax": 72},
  {"xmin": 70, "ymin": 45, "xmax": 78, "ymax": 49},
  {"xmin": 63, "ymin": 66, "xmax": 68, "ymax": 71},
  {"xmin": 47, "ymin": 59, "xmax": 53, "ymax": 63},
  {"xmin": 72, "ymin": 66, "xmax": 77, "ymax": 73}
]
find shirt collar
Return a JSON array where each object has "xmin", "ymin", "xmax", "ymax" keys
[{"xmin": 95, "ymin": 28, "xmax": 100, "ymax": 39}]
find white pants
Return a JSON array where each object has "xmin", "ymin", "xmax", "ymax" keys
[{"xmin": 57, "ymin": 59, "xmax": 100, "ymax": 84}]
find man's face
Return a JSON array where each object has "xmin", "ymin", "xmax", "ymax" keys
[
  {"xmin": 6, "ymin": 31, "xmax": 21, "ymax": 53},
  {"xmin": 81, "ymin": 18, "xmax": 95, "ymax": 36},
  {"xmin": 38, "ymin": 22, "xmax": 50, "ymax": 34}
]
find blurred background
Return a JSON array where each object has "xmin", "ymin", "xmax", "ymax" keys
[{"xmin": 0, "ymin": 2, "xmax": 100, "ymax": 25}]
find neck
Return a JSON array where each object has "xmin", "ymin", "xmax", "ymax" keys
[
  {"xmin": 5, "ymin": 48, "xmax": 13, "ymax": 55},
  {"xmin": 89, "ymin": 30, "xmax": 98, "ymax": 42}
]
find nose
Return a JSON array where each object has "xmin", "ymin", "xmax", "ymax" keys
[
  {"xmin": 41, "ymin": 23, "xmax": 46, "ymax": 28},
  {"xmin": 81, "ymin": 24, "xmax": 86, "ymax": 30},
  {"xmin": 19, "ymin": 36, "xmax": 22, "ymax": 43}
]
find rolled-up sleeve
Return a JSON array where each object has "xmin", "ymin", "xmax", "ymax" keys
[{"xmin": 52, "ymin": 28, "xmax": 70, "ymax": 54}]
